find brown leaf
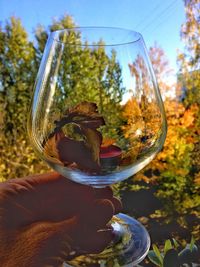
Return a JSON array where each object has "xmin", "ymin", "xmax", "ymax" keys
[
  {"xmin": 44, "ymin": 131, "xmax": 65, "ymax": 164},
  {"xmin": 54, "ymin": 102, "xmax": 105, "ymax": 133},
  {"xmin": 66, "ymin": 101, "xmax": 105, "ymax": 129},
  {"xmin": 81, "ymin": 127, "xmax": 102, "ymax": 165},
  {"xmin": 68, "ymin": 101, "xmax": 100, "ymax": 117},
  {"xmin": 57, "ymin": 136, "xmax": 101, "ymax": 172},
  {"xmin": 45, "ymin": 102, "xmax": 105, "ymax": 172}
]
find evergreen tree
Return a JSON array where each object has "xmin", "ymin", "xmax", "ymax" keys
[
  {"xmin": 0, "ymin": 15, "xmax": 125, "ymax": 180},
  {"xmin": 34, "ymin": 18, "xmax": 125, "ymax": 144},
  {"xmin": 0, "ymin": 17, "xmax": 48, "ymax": 180},
  {"xmin": 0, "ymin": 17, "xmax": 35, "ymax": 137}
]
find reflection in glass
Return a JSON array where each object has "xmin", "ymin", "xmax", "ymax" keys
[{"xmin": 28, "ymin": 27, "xmax": 167, "ymax": 266}]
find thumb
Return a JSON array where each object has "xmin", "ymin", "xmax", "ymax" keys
[
  {"xmin": 16, "ymin": 216, "xmax": 79, "ymax": 267},
  {"xmin": 29, "ymin": 215, "xmax": 111, "ymax": 264}
]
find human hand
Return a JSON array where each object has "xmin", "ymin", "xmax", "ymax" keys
[{"xmin": 0, "ymin": 172, "xmax": 122, "ymax": 267}]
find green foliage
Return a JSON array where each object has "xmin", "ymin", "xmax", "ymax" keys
[
  {"xmin": 0, "ymin": 15, "xmax": 78, "ymax": 180},
  {"xmin": 34, "ymin": 14, "xmax": 76, "ymax": 65},
  {"xmin": 54, "ymin": 40, "xmax": 125, "ymax": 142},
  {"xmin": 0, "ymin": 16, "xmax": 35, "ymax": 136},
  {"xmin": 147, "ymin": 0, "xmax": 200, "ymax": 224},
  {"xmin": 0, "ymin": 15, "xmax": 125, "ymax": 180},
  {"xmin": 134, "ymin": 100, "xmax": 200, "ymax": 234},
  {"xmin": 152, "ymin": 0, "xmax": 200, "ymax": 222},
  {"xmin": 148, "ymin": 237, "xmax": 199, "ymax": 266},
  {"xmin": 177, "ymin": 0, "xmax": 200, "ymax": 106},
  {"xmin": 0, "ymin": 8, "xmax": 199, "ymax": 254},
  {"xmin": 0, "ymin": 16, "xmax": 49, "ymax": 179},
  {"xmin": 128, "ymin": 2, "xmax": 200, "ymax": 224}
]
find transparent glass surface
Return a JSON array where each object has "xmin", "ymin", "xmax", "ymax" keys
[
  {"xmin": 28, "ymin": 27, "xmax": 167, "ymax": 266},
  {"xmin": 64, "ymin": 214, "xmax": 151, "ymax": 267},
  {"xmin": 28, "ymin": 27, "xmax": 167, "ymax": 187}
]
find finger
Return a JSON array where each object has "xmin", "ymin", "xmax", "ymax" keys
[
  {"xmin": 93, "ymin": 186, "xmax": 113, "ymax": 199},
  {"xmin": 37, "ymin": 216, "xmax": 80, "ymax": 262},
  {"xmin": 19, "ymin": 172, "xmax": 94, "ymax": 201},
  {"xmin": 85, "ymin": 229, "xmax": 113, "ymax": 254},
  {"xmin": 109, "ymin": 196, "xmax": 122, "ymax": 214},
  {"xmin": 79, "ymin": 199, "xmax": 115, "ymax": 230},
  {"xmin": 3, "ymin": 172, "xmax": 95, "ymax": 225},
  {"xmin": 28, "ymin": 216, "xmax": 111, "ymax": 263},
  {"xmin": 8, "ymin": 172, "xmax": 94, "ymax": 203},
  {"xmin": 69, "ymin": 198, "xmax": 114, "ymax": 251},
  {"xmin": 7, "ymin": 217, "xmax": 78, "ymax": 267},
  {"xmin": 93, "ymin": 187, "xmax": 122, "ymax": 214},
  {"xmin": 70, "ymin": 228, "xmax": 113, "ymax": 256}
]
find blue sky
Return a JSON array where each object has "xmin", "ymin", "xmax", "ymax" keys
[{"xmin": 0, "ymin": 0, "xmax": 185, "ymax": 73}]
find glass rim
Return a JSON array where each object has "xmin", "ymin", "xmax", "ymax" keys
[{"xmin": 50, "ymin": 26, "xmax": 143, "ymax": 47}]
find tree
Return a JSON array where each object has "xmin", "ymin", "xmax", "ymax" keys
[
  {"xmin": 0, "ymin": 17, "xmax": 35, "ymax": 137},
  {"xmin": 34, "ymin": 17, "xmax": 125, "ymax": 144},
  {"xmin": 146, "ymin": 1, "xmax": 200, "ymax": 230},
  {"xmin": 152, "ymin": 100, "xmax": 199, "ymax": 217},
  {"xmin": 0, "ymin": 15, "xmax": 125, "ymax": 180},
  {"xmin": 177, "ymin": 0, "xmax": 200, "ymax": 188},
  {"xmin": 121, "ymin": 40, "xmax": 200, "ymax": 232},
  {"xmin": 0, "ymin": 17, "xmax": 48, "ymax": 180},
  {"xmin": 177, "ymin": 0, "xmax": 200, "ymax": 105},
  {"xmin": 123, "ymin": 49, "xmax": 165, "ymax": 164},
  {"xmin": 34, "ymin": 15, "xmax": 76, "ymax": 66},
  {"xmin": 149, "ymin": 42, "xmax": 174, "ymax": 97}
]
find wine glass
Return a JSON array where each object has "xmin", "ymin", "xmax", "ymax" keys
[{"xmin": 28, "ymin": 27, "xmax": 167, "ymax": 266}]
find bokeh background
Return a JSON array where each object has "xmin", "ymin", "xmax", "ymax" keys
[{"xmin": 0, "ymin": 0, "xmax": 199, "ymax": 265}]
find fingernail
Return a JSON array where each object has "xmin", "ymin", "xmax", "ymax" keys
[{"xmin": 110, "ymin": 197, "xmax": 123, "ymax": 214}]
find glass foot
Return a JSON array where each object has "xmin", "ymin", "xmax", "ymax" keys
[{"xmin": 64, "ymin": 213, "xmax": 150, "ymax": 267}]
